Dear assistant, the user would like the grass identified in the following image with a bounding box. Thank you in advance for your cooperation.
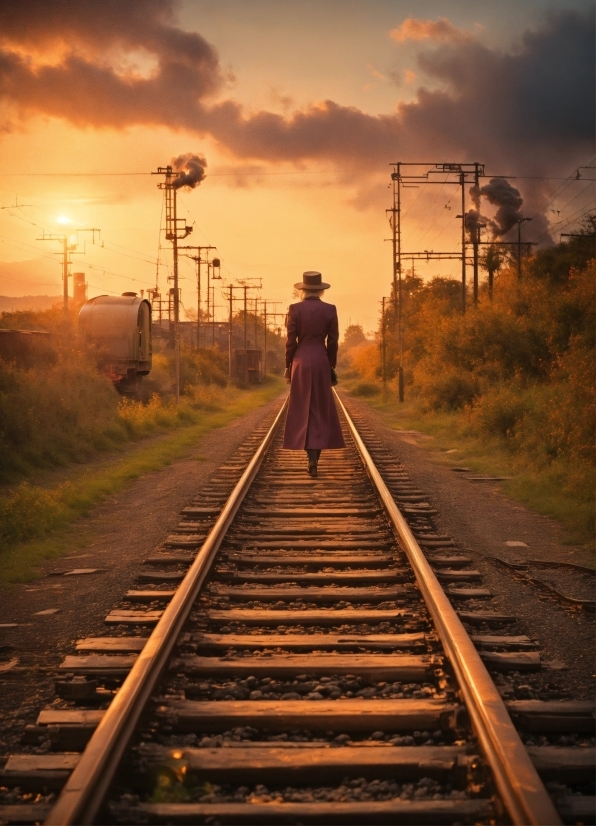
[0,379,284,585]
[344,383,595,558]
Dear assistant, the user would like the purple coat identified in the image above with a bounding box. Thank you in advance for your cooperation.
[282,297,345,450]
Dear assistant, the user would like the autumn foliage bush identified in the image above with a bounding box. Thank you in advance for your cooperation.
[0,307,232,484]
[344,233,595,494]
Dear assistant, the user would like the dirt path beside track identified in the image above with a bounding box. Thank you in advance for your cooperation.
[0,391,286,753]
[342,393,595,700]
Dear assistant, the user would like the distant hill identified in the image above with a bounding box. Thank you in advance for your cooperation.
[0,295,62,313]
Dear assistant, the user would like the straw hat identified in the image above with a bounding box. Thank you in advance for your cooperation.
[294,271,331,290]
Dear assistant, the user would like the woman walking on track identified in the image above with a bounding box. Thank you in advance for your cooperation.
[283,271,345,477]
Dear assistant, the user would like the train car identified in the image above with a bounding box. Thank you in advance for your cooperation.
[234,348,262,384]
[78,292,152,394]
[0,329,54,368]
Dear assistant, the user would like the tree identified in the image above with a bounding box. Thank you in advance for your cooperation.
[342,324,367,349]
[480,244,507,299]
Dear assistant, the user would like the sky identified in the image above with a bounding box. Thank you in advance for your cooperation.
[0,0,593,334]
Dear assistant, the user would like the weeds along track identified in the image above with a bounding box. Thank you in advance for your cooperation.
[1,395,594,825]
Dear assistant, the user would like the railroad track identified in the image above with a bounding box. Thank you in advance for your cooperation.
[1,394,594,825]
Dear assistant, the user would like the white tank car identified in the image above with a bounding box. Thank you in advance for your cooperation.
[78,292,152,394]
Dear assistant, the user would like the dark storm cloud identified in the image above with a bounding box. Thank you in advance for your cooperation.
[0,0,222,127]
[199,11,594,179]
[0,3,593,229]
[411,11,594,163]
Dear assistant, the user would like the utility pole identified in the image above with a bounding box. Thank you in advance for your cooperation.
[243,287,248,348]
[234,280,262,384]
[380,297,387,388]
[261,301,283,377]
[388,165,401,319]
[460,171,467,315]
[228,285,234,381]
[211,258,221,346]
[517,217,532,279]
[179,245,216,349]
[226,284,263,382]
[473,162,481,306]
[388,165,404,401]
[263,301,268,379]
[386,162,485,398]
[242,287,249,384]
[153,166,193,404]
[38,227,100,334]
[206,262,210,338]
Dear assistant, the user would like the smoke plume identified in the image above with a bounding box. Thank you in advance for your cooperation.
[472,178,524,237]
[464,208,487,236]
[171,153,207,189]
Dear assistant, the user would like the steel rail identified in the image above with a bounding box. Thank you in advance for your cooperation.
[45,397,289,826]
[335,392,561,826]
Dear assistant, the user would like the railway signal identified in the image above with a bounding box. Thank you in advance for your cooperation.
[153,165,194,404]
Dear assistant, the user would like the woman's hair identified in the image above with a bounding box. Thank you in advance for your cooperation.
[299,288,325,300]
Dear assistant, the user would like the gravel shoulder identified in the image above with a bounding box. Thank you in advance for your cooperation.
[341,392,595,700]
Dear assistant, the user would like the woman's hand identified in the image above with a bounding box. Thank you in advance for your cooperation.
[284,367,291,383]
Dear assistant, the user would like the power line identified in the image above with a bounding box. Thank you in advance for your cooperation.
[25,205,161,264]
[547,180,595,217]
[0,170,588,180]
[96,239,158,267]
[0,228,156,288]
[1,204,162,283]
[0,273,60,288]
[0,169,337,178]
[0,234,63,263]
[414,179,451,246]
[533,202,596,243]
[84,263,155,287]
[529,152,596,215]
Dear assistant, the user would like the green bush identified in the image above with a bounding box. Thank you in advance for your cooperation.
[0,482,72,547]
[416,367,478,411]
[351,381,380,397]
[0,328,237,484]
[0,350,123,480]
[468,383,534,438]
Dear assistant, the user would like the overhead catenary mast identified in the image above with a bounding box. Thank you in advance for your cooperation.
[179,245,216,349]
[153,165,193,404]
[38,226,100,335]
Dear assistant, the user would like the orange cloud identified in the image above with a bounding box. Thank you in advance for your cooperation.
[390,17,472,43]
[366,64,386,81]
[0,0,592,237]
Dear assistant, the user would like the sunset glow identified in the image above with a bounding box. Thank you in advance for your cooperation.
[0,0,593,331]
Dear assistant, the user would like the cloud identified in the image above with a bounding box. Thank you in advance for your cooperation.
[0,4,593,236]
[200,12,594,176]
[390,17,472,44]
[366,64,386,81]
[0,0,223,127]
